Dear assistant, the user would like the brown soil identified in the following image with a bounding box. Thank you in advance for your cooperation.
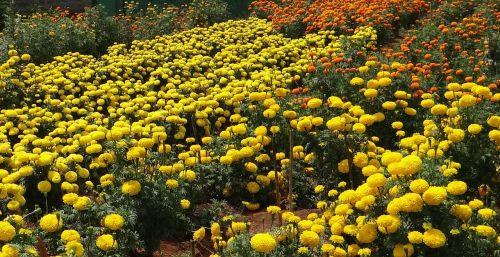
[248,208,320,234]
[154,241,192,257]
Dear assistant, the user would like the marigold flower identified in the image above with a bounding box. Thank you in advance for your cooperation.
[299,230,320,247]
[423,228,446,248]
[39,214,63,233]
[96,234,117,251]
[0,221,16,242]
[250,233,277,253]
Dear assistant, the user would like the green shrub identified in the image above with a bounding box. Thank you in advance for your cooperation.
[0,0,10,31]
[183,0,229,28]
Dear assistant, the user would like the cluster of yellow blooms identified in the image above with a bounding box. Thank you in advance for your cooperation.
[204,168,498,256]
[0,10,498,256]
[0,18,381,256]
[196,71,498,254]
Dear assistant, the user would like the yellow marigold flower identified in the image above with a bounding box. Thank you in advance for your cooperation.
[451,203,472,221]
[364,89,378,99]
[401,155,422,175]
[85,144,102,154]
[328,189,338,197]
[21,54,31,61]
[338,190,358,204]
[137,138,155,148]
[220,131,231,140]
[352,123,366,134]
[321,243,335,254]
[299,230,320,247]
[220,155,233,165]
[467,124,482,134]
[326,116,346,131]
[311,224,325,234]
[356,223,377,243]
[382,101,397,110]
[446,181,467,195]
[458,94,476,107]
[193,227,206,241]
[350,77,364,86]
[73,196,91,211]
[391,121,403,130]
[423,186,447,205]
[263,109,277,118]
[468,199,484,210]
[307,98,322,109]
[104,214,125,231]
[0,221,16,242]
[447,129,465,143]
[6,200,19,211]
[487,116,500,128]
[423,228,446,248]
[409,179,429,193]
[298,246,309,254]
[62,193,79,205]
[122,180,141,196]
[66,241,84,256]
[430,104,448,115]
[489,130,500,144]
[338,159,350,173]
[64,171,78,182]
[245,162,258,173]
[40,213,63,233]
[126,146,146,160]
[381,151,402,166]
[353,152,368,168]
[179,170,197,182]
[266,206,281,215]
[232,124,247,135]
[165,179,179,189]
[61,229,81,243]
[366,173,386,188]
[366,79,379,89]
[180,199,190,209]
[96,234,117,251]
[328,96,343,108]
[376,215,400,234]
[345,244,359,256]
[250,233,277,253]
[475,225,496,237]
[393,244,414,257]
[297,119,313,132]
[211,223,221,236]
[407,231,423,244]
[358,247,371,256]
[378,77,392,87]
[313,201,326,210]
[246,181,260,194]
[477,208,496,220]
[421,99,435,108]
[314,185,325,194]
[231,221,247,234]
[361,165,379,177]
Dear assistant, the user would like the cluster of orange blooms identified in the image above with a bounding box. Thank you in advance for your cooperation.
[250,0,438,34]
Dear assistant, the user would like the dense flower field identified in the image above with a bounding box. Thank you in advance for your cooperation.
[0,0,499,256]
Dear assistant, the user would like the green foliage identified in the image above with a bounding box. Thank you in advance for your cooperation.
[0,0,236,64]
[0,0,10,29]
[183,0,229,28]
